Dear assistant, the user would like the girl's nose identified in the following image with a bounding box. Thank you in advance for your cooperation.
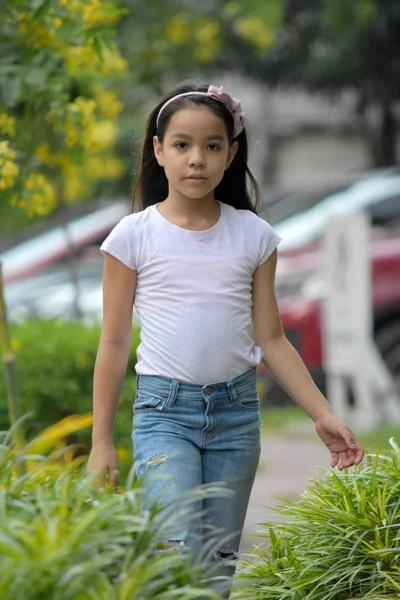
[189,151,205,167]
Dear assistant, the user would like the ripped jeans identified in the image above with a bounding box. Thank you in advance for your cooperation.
[132,366,261,598]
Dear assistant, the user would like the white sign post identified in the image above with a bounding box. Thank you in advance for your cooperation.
[322,211,400,431]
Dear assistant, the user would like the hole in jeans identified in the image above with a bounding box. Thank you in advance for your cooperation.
[157,539,186,553]
[144,453,168,467]
[166,539,186,549]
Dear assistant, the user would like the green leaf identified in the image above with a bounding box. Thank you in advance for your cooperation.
[30,0,52,19]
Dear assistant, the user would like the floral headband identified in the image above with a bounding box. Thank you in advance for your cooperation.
[156,85,245,138]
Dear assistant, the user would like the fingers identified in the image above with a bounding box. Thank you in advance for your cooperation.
[110,468,119,491]
[330,451,339,468]
[92,470,106,490]
[334,448,364,471]
[339,426,358,450]
[354,447,364,464]
[87,465,118,490]
[339,426,365,467]
[338,451,354,470]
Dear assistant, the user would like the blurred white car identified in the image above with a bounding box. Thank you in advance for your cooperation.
[1,200,130,323]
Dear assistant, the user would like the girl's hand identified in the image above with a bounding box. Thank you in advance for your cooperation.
[87,442,119,490]
[314,413,365,470]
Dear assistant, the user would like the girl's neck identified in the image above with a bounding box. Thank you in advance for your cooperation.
[158,193,221,231]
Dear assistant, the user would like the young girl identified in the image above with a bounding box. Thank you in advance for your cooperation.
[88,82,364,596]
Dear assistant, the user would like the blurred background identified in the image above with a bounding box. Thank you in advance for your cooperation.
[0,0,400,503]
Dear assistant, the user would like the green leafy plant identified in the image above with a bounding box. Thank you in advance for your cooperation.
[0,427,229,599]
[237,439,400,600]
[0,319,138,429]
[0,319,140,481]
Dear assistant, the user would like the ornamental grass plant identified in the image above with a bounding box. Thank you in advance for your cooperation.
[237,440,400,600]
[0,427,229,600]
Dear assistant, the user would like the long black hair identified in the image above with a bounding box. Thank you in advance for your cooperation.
[132,82,261,214]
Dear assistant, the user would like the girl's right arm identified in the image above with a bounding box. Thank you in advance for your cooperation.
[88,252,137,487]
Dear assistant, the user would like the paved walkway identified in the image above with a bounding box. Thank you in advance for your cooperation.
[239,435,330,556]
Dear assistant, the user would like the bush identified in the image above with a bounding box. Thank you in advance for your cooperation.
[0,319,140,478]
[0,429,228,600]
[237,440,400,600]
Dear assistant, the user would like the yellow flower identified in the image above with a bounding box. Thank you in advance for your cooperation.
[0,160,19,190]
[116,446,130,461]
[102,157,125,179]
[193,19,220,63]
[65,42,127,76]
[63,165,91,203]
[60,0,119,26]
[195,44,219,63]
[93,88,123,119]
[86,156,125,179]
[65,45,100,72]
[0,142,19,190]
[46,107,60,124]
[24,173,57,216]
[222,2,241,19]
[52,16,64,29]
[11,338,21,352]
[64,97,97,148]
[65,116,80,148]
[35,142,54,164]
[0,113,16,137]
[19,20,61,49]
[85,120,117,151]
[195,19,220,44]
[83,0,119,26]
[60,0,83,10]
[236,16,275,50]
[55,151,73,169]
[17,12,30,22]
[99,47,128,74]
[0,140,15,160]
[74,97,97,123]
[166,14,191,45]
[77,352,90,369]
[10,196,26,209]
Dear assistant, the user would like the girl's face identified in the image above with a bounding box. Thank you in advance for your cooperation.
[153,105,238,203]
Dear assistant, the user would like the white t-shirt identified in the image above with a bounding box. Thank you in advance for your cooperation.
[100,200,282,384]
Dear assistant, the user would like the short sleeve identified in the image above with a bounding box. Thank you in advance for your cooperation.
[258,219,282,266]
[100,216,136,270]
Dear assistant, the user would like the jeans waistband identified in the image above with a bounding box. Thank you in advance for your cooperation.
[136,366,257,399]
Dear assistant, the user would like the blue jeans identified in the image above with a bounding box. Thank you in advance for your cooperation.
[132,366,261,597]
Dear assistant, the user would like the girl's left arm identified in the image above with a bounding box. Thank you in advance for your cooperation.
[252,250,364,469]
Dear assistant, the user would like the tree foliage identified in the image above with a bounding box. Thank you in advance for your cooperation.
[123,0,398,166]
[0,0,127,218]
[217,0,400,165]
[118,0,282,93]
[3,0,397,223]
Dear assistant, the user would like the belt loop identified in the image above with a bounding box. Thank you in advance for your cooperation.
[166,379,179,407]
[227,379,236,404]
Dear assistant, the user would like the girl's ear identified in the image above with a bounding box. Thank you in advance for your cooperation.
[225,140,239,170]
[153,136,164,166]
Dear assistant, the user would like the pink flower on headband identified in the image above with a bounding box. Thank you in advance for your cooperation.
[206,85,245,138]
[156,85,246,138]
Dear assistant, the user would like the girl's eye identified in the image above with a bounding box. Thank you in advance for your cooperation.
[174,142,221,151]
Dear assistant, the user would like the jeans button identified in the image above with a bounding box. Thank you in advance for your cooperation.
[204,386,213,395]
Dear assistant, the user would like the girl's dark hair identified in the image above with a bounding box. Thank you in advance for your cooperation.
[133,82,261,214]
